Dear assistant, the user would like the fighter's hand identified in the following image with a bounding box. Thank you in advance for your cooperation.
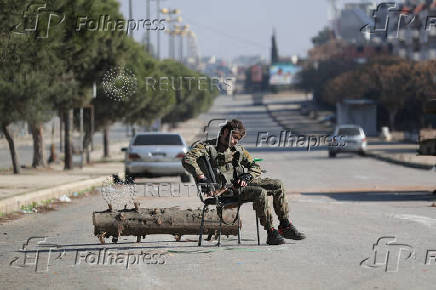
[237,173,253,188]
[237,179,247,187]
[198,175,214,195]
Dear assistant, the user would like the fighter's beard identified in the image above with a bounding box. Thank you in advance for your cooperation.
[218,134,232,150]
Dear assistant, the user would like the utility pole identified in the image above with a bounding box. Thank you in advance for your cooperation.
[146,0,151,54]
[156,0,161,59]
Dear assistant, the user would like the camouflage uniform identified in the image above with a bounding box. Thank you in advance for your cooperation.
[182,138,290,230]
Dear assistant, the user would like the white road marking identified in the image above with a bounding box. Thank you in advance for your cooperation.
[392,214,436,228]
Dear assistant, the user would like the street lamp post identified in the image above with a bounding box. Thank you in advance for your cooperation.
[161,8,180,59]
[128,0,133,37]
[174,24,189,62]
[146,0,151,54]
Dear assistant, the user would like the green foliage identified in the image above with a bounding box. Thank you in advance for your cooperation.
[160,60,218,124]
[323,58,436,129]
[296,59,358,103]
[1,0,214,138]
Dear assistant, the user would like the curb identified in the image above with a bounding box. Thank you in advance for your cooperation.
[0,172,121,215]
[365,151,434,171]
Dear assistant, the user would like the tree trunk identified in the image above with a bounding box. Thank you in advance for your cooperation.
[48,122,57,164]
[84,131,91,164]
[389,108,398,131]
[59,112,63,152]
[1,123,20,174]
[93,207,240,241]
[103,126,110,158]
[64,109,73,170]
[31,122,46,168]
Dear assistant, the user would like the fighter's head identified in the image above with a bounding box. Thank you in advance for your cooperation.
[218,119,246,147]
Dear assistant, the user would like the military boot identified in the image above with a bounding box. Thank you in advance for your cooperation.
[266,229,285,245]
[278,223,306,240]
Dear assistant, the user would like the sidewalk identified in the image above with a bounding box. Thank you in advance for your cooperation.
[0,119,205,215]
[263,92,436,170]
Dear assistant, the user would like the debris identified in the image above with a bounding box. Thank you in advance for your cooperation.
[59,195,71,202]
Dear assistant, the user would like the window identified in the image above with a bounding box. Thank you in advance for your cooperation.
[133,134,183,145]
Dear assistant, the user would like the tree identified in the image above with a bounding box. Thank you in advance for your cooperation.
[0,33,23,173]
[52,0,126,168]
[324,57,418,130]
[120,41,175,129]
[160,60,218,126]
[271,29,279,64]
[311,27,335,47]
[414,60,436,127]
[324,69,373,106]
[296,58,358,105]
[375,62,416,130]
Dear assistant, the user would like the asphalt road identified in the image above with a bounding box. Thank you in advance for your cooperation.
[1,94,436,290]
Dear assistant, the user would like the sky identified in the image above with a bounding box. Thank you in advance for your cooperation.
[118,0,369,62]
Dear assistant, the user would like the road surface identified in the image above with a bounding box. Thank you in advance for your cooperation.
[1,94,436,290]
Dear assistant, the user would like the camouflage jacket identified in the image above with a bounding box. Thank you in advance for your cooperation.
[182,138,262,185]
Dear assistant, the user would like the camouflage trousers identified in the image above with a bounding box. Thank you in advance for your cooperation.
[238,178,289,230]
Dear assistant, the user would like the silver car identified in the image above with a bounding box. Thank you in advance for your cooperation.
[328,125,367,157]
[122,133,191,182]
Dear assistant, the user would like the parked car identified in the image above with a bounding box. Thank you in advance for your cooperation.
[122,133,191,182]
[328,125,367,157]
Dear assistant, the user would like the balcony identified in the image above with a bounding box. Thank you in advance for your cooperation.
[428,49,436,59]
